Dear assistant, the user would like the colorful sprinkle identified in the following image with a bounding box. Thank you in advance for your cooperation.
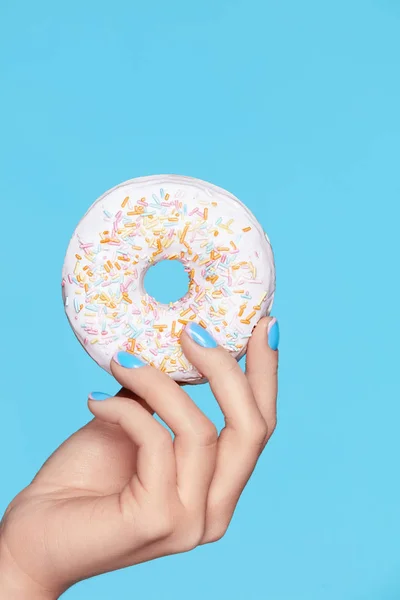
[64,181,272,379]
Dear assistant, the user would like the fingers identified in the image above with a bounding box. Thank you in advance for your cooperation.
[110,353,218,511]
[116,386,154,415]
[180,323,268,543]
[180,323,263,433]
[94,316,279,548]
[87,387,154,446]
[87,394,175,495]
[245,316,279,444]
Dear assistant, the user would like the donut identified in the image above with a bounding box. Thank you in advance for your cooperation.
[62,175,276,384]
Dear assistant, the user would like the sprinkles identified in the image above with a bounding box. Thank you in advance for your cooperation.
[62,176,275,380]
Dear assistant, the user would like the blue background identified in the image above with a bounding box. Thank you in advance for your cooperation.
[1,0,399,598]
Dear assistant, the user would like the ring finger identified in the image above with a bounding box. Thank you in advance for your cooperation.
[180,323,268,544]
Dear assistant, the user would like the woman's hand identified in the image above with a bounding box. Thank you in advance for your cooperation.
[0,317,279,599]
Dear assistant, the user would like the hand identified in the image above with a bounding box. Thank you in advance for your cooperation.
[0,317,279,599]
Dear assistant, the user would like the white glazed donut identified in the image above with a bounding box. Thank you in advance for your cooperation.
[62,175,276,384]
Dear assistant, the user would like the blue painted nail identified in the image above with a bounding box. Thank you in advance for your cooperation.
[185,322,218,348]
[89,391,112,401]
[267,318,279,350]
[113,351,147,369]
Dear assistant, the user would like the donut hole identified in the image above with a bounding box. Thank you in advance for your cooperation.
[144,259,190,305]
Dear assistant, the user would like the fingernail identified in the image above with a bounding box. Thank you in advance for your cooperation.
[113,351,147,369]
[89,391,112,401]
[185,322,218,348]
[267,318,279,350]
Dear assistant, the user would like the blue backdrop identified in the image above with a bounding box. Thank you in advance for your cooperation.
[1,1,399,598]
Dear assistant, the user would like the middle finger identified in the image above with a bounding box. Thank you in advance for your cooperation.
[110,352,218,511]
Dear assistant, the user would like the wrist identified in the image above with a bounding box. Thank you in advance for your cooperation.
[0,573,57,600]
[0,580,56,600]
[0,540,58,600]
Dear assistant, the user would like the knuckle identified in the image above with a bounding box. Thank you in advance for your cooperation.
[193,422,219,447]
[201,505,232,544]
[203,522,229,544]
[252,417,269,443]
[240,416,268,447]
[221,357,240,378]
[178,526,204,552]
[153,426,173,450]
[171,511,206,553]
[152,511,175,539]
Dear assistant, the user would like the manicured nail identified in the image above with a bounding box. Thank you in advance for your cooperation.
[267,318,279,350]
[89,391,112,401]
[113,351,147,369]
[185,322,218,348]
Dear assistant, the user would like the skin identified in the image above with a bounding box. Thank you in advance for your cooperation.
[0,317,278,599]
